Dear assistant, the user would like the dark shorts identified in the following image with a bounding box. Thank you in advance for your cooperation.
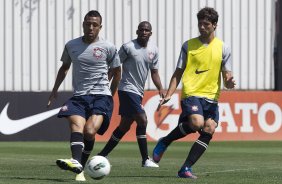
[58,94,113,135]
[178,96,219,124]
[118,90,145,117]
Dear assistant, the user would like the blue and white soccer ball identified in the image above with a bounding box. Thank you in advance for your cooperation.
[85,155,111,180]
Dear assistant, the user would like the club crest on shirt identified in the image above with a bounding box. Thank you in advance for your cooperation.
[93,47,107,60]
[148,51,155,61]
[191,105,198,111]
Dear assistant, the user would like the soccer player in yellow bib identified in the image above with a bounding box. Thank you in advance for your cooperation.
[153,7,236,179]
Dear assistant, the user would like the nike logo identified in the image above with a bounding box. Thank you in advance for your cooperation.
[195,69,209,74]
[0,103,61,135]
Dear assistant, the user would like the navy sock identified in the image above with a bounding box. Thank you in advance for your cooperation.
[136,125,148,162]
[184,131,212,167]
[70,132,84,163]
[81,138,94,168]
[98,127,126,156]
[162,123,195,146]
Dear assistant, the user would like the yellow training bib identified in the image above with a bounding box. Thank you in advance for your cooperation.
[181,37,223,101]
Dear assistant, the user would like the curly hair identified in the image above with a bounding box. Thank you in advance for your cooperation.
[197,7,218,24]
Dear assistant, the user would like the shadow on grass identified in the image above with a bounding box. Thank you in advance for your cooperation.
[1,176,72,183]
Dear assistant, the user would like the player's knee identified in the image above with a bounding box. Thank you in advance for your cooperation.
[134,114,147,126]
[190,120,204,131]
[84,125,98,139]
[70,122,84,132]
[136,119,147,128]
[136,124,146,135]
[202,120,217,135]
[189,115,205,131]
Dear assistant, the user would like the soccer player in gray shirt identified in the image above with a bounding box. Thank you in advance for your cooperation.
[98,21,164,167]
[47,10,121,181]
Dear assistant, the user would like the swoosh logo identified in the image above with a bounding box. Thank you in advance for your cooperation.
[195,69,210,74]
[0,103,61,135]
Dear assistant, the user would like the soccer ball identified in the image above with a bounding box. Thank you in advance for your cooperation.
[85,155,111,180]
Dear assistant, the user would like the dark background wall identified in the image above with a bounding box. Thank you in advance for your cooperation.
[0,92,71,141]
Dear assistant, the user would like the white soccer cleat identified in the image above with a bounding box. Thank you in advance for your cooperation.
[75,171,86,181]
[142,158,159,168]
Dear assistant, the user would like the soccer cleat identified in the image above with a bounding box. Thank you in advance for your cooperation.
[152,138,167,163]
[177,166,197,179]
[56,158,83,174]
[142,158,159,168]
[75,171,86,181]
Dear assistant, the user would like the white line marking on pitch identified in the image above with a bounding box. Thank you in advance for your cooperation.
[200,168,257,174]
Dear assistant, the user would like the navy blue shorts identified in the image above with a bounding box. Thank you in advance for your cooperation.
[58,94,113,135]
[178,96,219,124]
[118,90,145,117]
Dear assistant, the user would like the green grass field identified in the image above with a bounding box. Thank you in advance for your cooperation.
[0,141,282,184]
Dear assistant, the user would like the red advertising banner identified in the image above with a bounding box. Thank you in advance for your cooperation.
[96,91,282,142]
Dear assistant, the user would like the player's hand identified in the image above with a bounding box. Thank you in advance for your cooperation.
[47,91,57,108]
[225,76,236,89]
[159,89,165,99]
[156,96,171,111]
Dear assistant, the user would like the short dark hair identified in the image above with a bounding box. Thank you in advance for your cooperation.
[84,10,102,24]
[197,7,218,24]
[138,21,152,31]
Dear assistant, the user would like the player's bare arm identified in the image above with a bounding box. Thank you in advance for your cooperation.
[47,62,71,107]
[157,68,184,111]
[151,69,164,98]
[108,68,114,82]
[222,70,236,89]
[109,66,121,96]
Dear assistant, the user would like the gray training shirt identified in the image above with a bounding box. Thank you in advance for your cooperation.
[118,39,159,97]
[61,36,121,96]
